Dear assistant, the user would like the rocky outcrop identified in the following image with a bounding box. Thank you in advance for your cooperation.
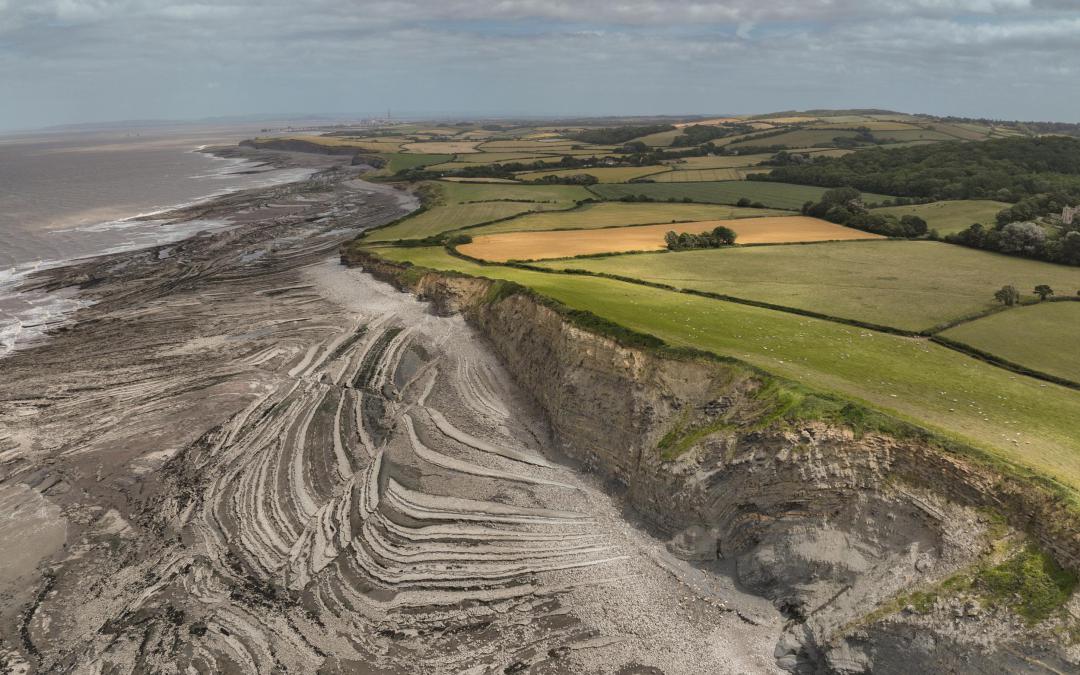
[239,138,386,168]
[345,249,1080,673]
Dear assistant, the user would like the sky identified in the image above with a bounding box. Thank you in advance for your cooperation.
[2,0,1079,131]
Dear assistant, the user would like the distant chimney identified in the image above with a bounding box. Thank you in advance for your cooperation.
[1064,205,1077,226]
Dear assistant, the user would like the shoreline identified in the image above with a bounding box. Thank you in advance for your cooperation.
[0,145,373,358]
[0,146,785,673]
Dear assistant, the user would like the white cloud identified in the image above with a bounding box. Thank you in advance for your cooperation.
[0,0,1077,129]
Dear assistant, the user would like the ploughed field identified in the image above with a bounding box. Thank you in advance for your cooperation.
[370,246,1080,491]
[458,216,881,262]
[537,240,1080,332]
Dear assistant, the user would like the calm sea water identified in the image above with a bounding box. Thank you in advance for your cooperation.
[0,126,315,356]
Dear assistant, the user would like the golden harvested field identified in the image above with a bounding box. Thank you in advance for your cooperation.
[402,141,481,154]
[758,115,820,124]
[458,215,881,262]
[516,166,671,182]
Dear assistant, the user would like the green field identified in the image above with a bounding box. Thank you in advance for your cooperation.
[365,182,590,242]
[465,202,790,236]
[427,156,567,171]
[727,128,863,149]
[588,181,893,210]
[651,168,761,182]
[941,302,1080,384]
[538,241,1080,332]
[631,128,682,146]
[516,166,671,183]
[369,246,1080,491]
[872,128,967,143]
[668,153,775,169]
[382,153,453,174]
[872,200,1009,235]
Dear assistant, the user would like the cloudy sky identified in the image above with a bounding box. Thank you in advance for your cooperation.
[2,0,1079,130]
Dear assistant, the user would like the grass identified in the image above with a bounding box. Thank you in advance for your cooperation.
[651,168,761,182]
[364,182,590,242]
[631,128,683,146]
[872,200,1009,236]
[401,141,480,154]
[452,152,561,163]
[727,128,863,149]
[515,166,672,182]
[941,302,1080,384]
[465,202,790,236]
[976,543,1078,624]
[368,246,1080,492]
[866,533,1077,628]
[667,153,775,169]
[588,181,894,210]
[427,156,567,171]
[537,240,1080,332]
[459,217,881,262]
[382,153,453,174]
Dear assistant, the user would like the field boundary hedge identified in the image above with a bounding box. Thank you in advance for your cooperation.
[347,244,1080,535]
[441,245,1080,391]
[930,335,1080,391]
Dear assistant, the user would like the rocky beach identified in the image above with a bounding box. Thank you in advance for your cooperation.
[0,148,785,673]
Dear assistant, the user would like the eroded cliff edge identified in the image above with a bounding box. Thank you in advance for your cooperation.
[345,248,1080,674]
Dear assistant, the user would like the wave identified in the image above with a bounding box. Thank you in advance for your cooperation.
[0,148,315,359]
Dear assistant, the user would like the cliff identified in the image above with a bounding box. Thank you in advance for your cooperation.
[344,248,1080,673]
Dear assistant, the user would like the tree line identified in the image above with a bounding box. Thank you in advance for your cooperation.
[753,136,1080,202]
[801,188,929,238]
[665,226,737,250]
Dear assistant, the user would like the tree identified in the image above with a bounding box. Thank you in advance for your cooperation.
[899,215,929,237]
[820,187,864,209]
[664,231,678,250]
[1034,285,1054,301]
[1061,231,1080,265]
[994,285,1021,306]
[998,222,1047,256]
[710,226,737,246]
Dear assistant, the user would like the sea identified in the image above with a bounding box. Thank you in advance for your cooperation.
[0,124,316,357]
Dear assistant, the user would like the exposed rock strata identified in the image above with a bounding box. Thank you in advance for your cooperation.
[0,155,783,674]
[347,250,1080,674]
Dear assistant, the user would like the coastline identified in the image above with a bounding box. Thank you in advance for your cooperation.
[0,145,357,358]
[0,146,785,674]
[0,146,417,669]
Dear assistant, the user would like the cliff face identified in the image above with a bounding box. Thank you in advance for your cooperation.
[346,251,1080,673]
